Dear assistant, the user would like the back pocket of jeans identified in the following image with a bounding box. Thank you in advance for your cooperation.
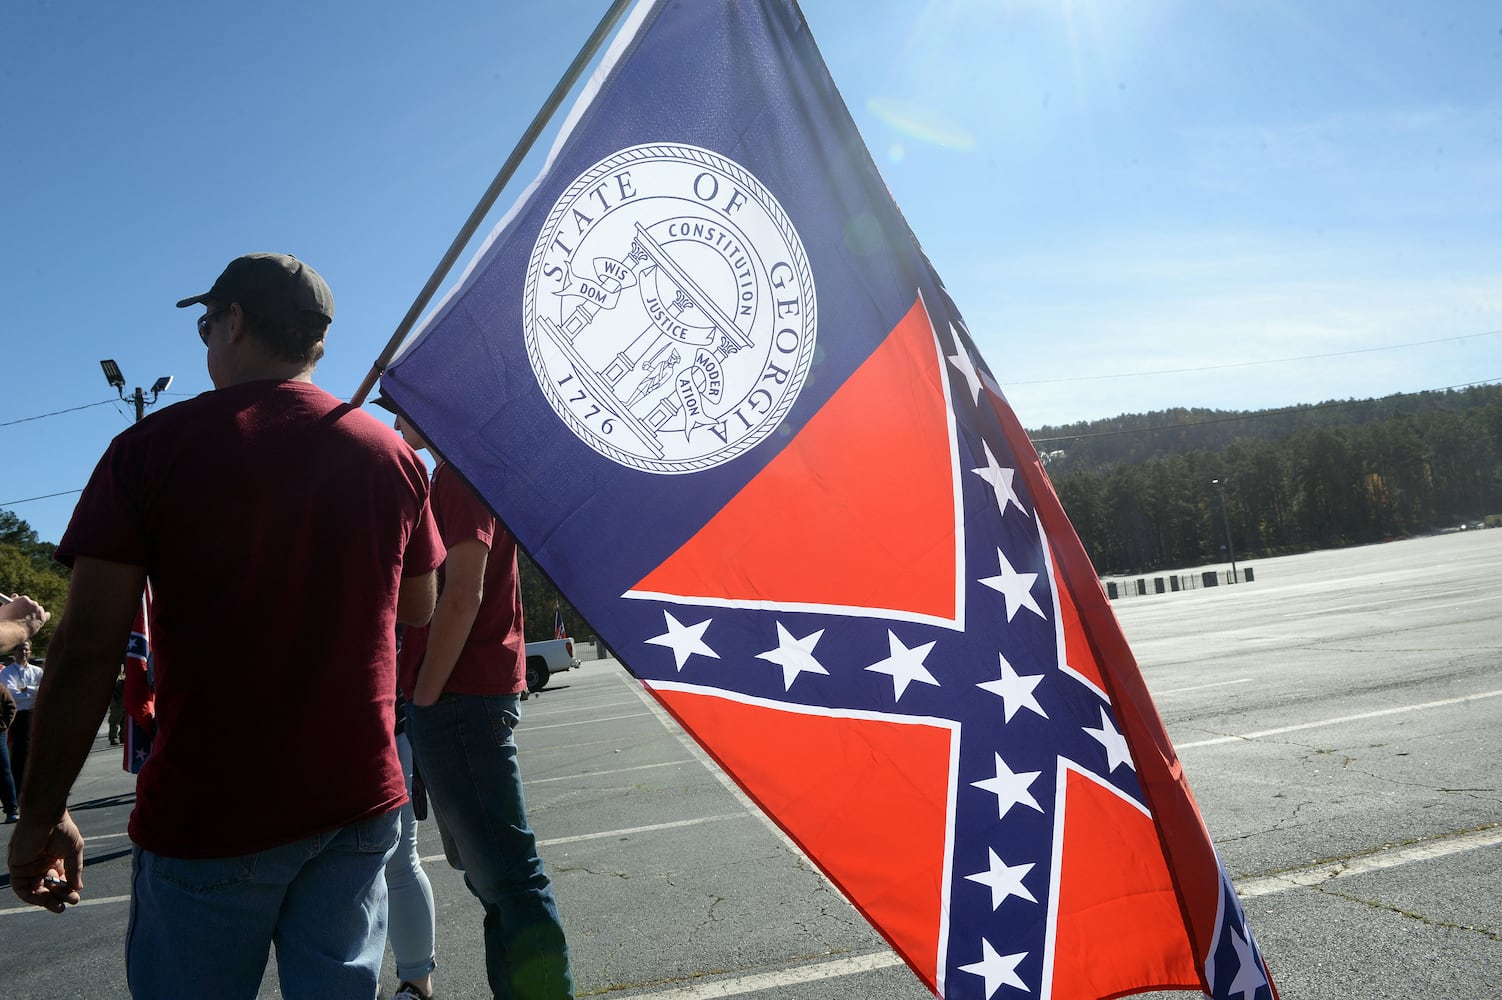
[148,852,256,893]
[355,812,401,854]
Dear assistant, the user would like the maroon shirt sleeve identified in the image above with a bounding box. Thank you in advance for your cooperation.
[403,489,446,579]
[422,464,527,697]
[433,466,496,552]
[55,433,150,568]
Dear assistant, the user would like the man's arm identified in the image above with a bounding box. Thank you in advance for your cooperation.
[7,558,145,912]
[410,538,488,707]
[0,595,49,657]
[397,570,438,627]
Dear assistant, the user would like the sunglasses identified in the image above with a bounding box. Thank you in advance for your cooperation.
[197,307,229,344]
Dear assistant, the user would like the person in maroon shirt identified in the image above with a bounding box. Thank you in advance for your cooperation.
[394,415,573,1000]
[6,253,443,1000]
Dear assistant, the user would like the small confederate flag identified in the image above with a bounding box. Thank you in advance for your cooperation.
[382,2,1276,997]
[122,587,154,775]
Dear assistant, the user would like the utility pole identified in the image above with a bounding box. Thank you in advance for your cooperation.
[1211,478,1237,583]
[100,360,173,424]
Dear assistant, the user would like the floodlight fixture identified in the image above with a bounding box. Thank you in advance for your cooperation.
[100,359,126,391]
[150,375,174,395]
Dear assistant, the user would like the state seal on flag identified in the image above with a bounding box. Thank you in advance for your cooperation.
[524,143,816,474]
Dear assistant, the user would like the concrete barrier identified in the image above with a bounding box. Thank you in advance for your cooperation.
[1102,566,1257,599]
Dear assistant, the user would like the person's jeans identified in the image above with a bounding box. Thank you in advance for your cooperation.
[385,730,437,983]
[8,711,30,799]
[126,810,400,1000]
[0,731,15,815]
[408,692,573,1000]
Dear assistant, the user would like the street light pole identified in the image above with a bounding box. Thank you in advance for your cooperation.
[100,361,173,425]
[1212,478,1237,583]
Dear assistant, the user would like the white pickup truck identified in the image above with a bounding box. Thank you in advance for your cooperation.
[524,637,580,691]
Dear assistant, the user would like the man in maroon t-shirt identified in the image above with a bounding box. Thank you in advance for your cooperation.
[394,415,574,1000]
[6,254,444,999]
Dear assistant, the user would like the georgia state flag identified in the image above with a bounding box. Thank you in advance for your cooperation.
[383,3,1276,997]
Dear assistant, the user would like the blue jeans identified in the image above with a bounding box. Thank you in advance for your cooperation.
[385,730,437,982]
[126,810,400,1000]
[0,729,16,815]
[407,693,573,999]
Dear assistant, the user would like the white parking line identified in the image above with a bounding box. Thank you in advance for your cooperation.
[524,711,655,731]
[0,893,133,916]
[417,812,750,863]
[1390,594,1497,615]
[539,812,748,847]
[1238,826,1502,897]
[624,951,906,998]
[1177,688,1502,748]
[619,826,1502,997]
[1281,587,1489,618]
[1281,599,1402,618]
[524,696,642,718]
[4,817,1496,951]
[528,759,693,785]
[71,831,132,844]
[1157,678,1252,695]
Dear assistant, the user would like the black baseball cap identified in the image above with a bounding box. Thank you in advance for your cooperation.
[175,252,334,324]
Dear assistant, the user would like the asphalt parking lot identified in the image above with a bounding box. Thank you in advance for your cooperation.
[0,529,1497,998]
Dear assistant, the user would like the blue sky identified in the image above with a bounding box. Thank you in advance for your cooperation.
[3,0,1499,545]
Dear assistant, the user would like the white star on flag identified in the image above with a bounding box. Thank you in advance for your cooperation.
[864,629,940,700]
[971,440,1026,517]
[755,622,831,690]
[971,752,1043,820]
[644,611,719,671]
[965,848,1038,910]
[947,332,985,405]
[1084,706,1136,772]
[978,547,1045,622]
[1228,926,1270,1000]
[976,653,1049,722]
[958,939,1028,998]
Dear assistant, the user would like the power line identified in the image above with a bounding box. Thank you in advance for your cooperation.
[1008,330,1502,386]
[1029,377,1502,443]
[0,399,118,428]
[1,387,375,514]
[0,489,84,507]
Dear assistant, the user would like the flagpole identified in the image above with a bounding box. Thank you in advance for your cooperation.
[349,0,638,407]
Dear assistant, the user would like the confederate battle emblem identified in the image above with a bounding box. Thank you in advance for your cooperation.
[524,143,816,474]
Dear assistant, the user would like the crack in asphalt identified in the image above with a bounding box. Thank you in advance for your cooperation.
[1318,886,1501,943]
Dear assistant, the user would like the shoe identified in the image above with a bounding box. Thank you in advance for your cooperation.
[4,812,17,824]
[392,983,434,1000]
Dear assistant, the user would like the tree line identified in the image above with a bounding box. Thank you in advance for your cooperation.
[1035,387,1502,575]
[0,512,68,654]
[9,384,1498,648]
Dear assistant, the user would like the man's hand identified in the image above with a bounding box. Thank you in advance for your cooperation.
[0,595,49,656]
[411,674,445,708]
[1,594,49,632]
[411,537,489,708]
[7,809,84,913]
